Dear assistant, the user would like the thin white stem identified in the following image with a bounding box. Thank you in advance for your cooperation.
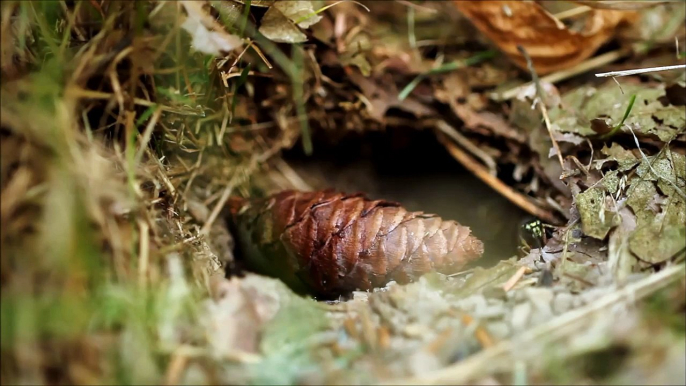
[595,64,686,78]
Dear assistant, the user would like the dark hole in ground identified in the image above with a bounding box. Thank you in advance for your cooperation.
[283,126,529,267]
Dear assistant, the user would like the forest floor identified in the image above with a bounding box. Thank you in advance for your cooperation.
[1,1,685,385]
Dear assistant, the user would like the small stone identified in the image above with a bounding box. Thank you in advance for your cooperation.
[524,287,554,317]
[476,305,507,319]
[408,350,442,375]
[524,287,554,304]
[482,287,508,301]
[455,294,487,312]
[553,292,575,314]
[507,289,527,303]
[486,321,510,339]
[510,303,532,331]
[579,287,608,305]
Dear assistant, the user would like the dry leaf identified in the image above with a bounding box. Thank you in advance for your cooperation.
[226,190,484,298]
[453,1,637,74]
[180,0,243,55]
[258,0,323,44]
[233,0,275,7]
[203,275,286,357]
[275,0,323,29]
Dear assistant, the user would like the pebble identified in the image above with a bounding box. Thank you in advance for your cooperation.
[482,287,508,301]
[408,350,442,375]
[486,321,510,339]
[455,294,487,312]
[510,302,532,331]
[475,305,508,319]
[507,289,527,303]
[524,287,554,317]
[578,287,608,306]
[553,292,575,314]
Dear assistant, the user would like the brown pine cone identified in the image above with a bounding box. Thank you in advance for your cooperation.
[225,189,484,299]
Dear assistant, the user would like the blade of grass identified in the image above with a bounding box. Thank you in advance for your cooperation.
[231,64,251,123]
[398,50,496,101]
[407,6,416,49]
[27,1,61,63]
[291,45,312,155]
[239,0,251,36]
[134,107,163,166]
[601,94,637,139]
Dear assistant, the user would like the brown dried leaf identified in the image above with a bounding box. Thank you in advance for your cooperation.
[226,190,484,298]
[453,0,637,74]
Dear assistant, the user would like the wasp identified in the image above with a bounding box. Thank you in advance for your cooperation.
[518,217,556,287]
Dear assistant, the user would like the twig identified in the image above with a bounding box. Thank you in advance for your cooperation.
[562,272,596,288]
[502,266,530,292]
[461,314,495,348]
[540,103,564,169]
[492,49,629,101]
[517,45,564,170]
[393,263,685,385]
[200,178,237,237]
[200,145,281,236]
[448,268,474,278]
[595,64,686,78]
[138,220,150,288]
[273,158,313,192]
[553,6,591,20]
[396,0,438,13]
[436,131,560,225]
[164,352,188,385]
[435,120,497,175]
[571,0,674,10]
[134,107,163,166]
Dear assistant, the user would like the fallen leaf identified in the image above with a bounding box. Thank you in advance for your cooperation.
[274,0,323,29]
[548,81,686,142]
[347,71,435,122]
[258,1,323,43]
[596,143,640,172]
[453,1,637,74]
[575,187,619,240]
[259,6,307,43]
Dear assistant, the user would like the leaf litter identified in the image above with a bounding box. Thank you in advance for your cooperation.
[1,0,685,385]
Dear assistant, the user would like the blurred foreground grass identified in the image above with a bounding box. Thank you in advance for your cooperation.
[0,2,232,383]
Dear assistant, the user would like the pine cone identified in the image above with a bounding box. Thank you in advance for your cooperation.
[225,190,484,299]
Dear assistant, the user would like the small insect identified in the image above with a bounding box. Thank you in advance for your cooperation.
[519,218,558,285]
[518,218,552,255]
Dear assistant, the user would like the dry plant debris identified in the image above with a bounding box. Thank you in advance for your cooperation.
[1,0,685,385]
[453,0,638,74]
